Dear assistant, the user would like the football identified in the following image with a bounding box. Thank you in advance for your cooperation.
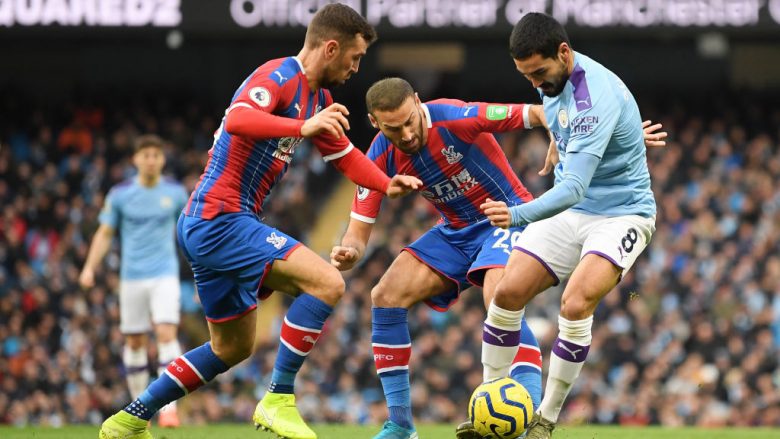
[468,377,533,439]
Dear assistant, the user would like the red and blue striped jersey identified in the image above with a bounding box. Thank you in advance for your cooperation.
[351,99,534,229]
[186,56,351,219]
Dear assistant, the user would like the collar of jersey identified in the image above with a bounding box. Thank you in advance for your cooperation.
[421,103,432,128]
[292,56,305,74]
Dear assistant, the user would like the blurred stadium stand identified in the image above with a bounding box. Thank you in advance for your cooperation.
[1,0,779,428]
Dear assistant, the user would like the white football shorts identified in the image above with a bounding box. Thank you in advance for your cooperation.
[513,210,656,284]
[119,275,181,334]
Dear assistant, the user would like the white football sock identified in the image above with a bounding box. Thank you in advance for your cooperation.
[123,345,149,399]
[481,301,525,381]
[157,339,182,411]
[539,314,593,422]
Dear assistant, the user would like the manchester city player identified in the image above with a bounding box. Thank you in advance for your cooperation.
[480,13,658,439]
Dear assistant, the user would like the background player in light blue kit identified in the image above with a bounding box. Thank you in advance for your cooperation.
[80,134,189,427]
[480,13,658,439]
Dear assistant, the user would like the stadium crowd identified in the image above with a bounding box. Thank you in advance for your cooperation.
[1,93,779,428]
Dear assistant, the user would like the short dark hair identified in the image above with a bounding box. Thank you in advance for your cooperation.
[134,134,164,153]
[365,77,415,115]
[305,4,377,49]
[509,13,570,60]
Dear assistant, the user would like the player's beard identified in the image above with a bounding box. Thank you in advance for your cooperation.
[539,66,569,97]
[320,65,347,89]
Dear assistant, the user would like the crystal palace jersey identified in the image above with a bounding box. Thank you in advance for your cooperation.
[185,56,353,219]
[351,99,534,229]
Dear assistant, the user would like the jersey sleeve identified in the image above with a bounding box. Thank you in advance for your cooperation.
[564,80,621,159]
[98,187,121,229]
[228,63,290,115]
[431,99,531,143]
[350,134,391,224]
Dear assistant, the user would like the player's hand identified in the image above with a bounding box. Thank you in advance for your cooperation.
[538,136,559,176]
[79,268,95,289]
[480,198,511,229]
[301,103,351,139]
[643,120,667,148]
[385,174,422,198]
[330,246,360,271]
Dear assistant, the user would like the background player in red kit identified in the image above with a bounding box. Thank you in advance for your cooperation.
[99,6,420,439]
[331,77,548,439]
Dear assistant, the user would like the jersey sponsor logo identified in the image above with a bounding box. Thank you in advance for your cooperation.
[357,185,370,200]
[272,137,304,163]
[571,115,598,135]
[558,109,569,128]
[249,87,271,107]
[441,145,463,164]
[266,232,287,249]
[421,169,478,204]
[486,105,508,120]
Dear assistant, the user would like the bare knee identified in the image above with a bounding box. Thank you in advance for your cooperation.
[211,337,253,367]
[492,280,528,311]
[125,334,147,350]
[312,267,345,306]
[371,279,412,309]
[154,324,178,344]
[560,289,598,320]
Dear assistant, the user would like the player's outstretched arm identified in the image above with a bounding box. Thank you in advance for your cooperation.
[642,120,667,148]
[79,224,115,289]
[331,218,373,271]
[386,174,422,198]
[301,103,351,139]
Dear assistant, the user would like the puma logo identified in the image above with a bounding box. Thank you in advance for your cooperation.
[484,326,508,344]
[302,335,317,344]
[557,341,583,360]
[273,71,287,83]
[294,103,303,117]
[463,106,475,116]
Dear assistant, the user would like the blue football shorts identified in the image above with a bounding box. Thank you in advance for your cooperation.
[404,219,525,311]
[177,212,301,322]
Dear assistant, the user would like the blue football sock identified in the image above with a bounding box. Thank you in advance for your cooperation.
[509,317,543,411]
[373,307,414,429]
[269,293,332,394]
[125,342,228,420]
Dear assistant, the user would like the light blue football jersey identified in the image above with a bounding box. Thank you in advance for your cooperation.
[543,51,656,217]
[99,177,189,280]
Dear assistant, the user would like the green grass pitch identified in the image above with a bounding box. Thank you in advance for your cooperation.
[2,425,779,439]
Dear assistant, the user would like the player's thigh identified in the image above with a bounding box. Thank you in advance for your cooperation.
[149,276,181,328]
[512,211,583,284]
[562,214,655,318]
[400,225,473,311]
[372,251,455,309]
[262,244,345,306]
[561,254,622,320]
[493,248,558,310]
[119,279,152,334]
[578,214,656,280]
[468,224,525,307]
